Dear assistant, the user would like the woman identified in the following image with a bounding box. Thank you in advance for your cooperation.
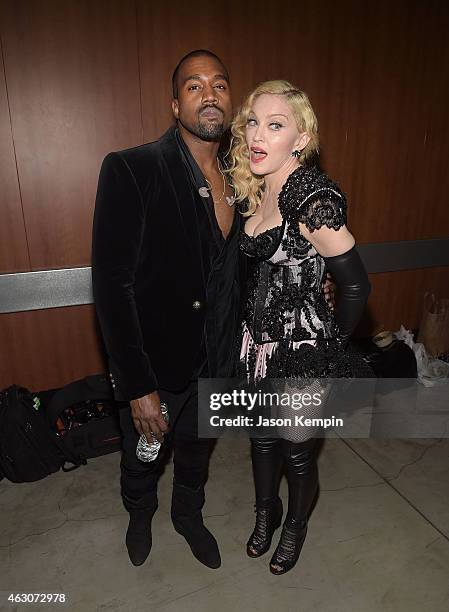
[228,81,372,575]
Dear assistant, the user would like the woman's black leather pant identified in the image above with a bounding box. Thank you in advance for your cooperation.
[250,436,318,521]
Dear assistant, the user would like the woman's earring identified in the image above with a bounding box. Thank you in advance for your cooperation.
[292,150,301,158]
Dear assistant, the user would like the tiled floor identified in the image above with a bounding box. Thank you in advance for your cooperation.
[1,436,448,612]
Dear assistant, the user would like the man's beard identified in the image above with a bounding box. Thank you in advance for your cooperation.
[179,111,226,142]
[194,118,226,141]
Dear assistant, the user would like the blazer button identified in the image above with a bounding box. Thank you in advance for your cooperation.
[192,300,202,310]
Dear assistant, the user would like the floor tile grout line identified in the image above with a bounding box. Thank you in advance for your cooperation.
[337,437,449,544]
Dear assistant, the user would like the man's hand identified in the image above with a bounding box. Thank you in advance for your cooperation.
[130,391,169,443]
[323,272,336,310]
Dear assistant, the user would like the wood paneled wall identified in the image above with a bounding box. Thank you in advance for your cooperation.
[0,49,29,272]
[1,0,142,270]
[1,0,448,390]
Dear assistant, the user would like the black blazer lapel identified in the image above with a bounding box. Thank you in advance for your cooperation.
[158,127,202,264]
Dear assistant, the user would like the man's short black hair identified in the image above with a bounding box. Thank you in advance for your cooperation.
[171,49,229,98]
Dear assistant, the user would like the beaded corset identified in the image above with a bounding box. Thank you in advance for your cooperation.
[240,165,347,346]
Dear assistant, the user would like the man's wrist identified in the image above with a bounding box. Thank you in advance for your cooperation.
[114,383,159,403]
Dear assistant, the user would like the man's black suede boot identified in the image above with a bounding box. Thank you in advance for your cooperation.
[171,481,221,569]
[125,499,158,566]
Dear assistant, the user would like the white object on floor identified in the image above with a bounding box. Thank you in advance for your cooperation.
[394,325,449,387]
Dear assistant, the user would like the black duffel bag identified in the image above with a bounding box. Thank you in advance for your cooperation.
[44,374,124,463]
[0,374,124,483]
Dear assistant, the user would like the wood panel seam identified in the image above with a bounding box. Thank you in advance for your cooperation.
[0,29,31,271]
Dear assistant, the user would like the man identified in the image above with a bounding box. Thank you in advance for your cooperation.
[92,50,239,569]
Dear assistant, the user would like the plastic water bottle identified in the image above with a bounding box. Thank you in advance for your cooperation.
[135,402,169,462]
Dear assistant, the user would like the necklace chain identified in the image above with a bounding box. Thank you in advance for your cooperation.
[204,159,227,201]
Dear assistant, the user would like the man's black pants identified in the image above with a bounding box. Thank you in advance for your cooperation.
[118,381,212,513]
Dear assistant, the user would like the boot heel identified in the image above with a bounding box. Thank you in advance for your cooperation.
[273,512,282,530]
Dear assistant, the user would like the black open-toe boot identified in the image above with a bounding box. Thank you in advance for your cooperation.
[247,437,284,558]
[247,496,283,557]
[269,437,318,575]
[269,517,308,575]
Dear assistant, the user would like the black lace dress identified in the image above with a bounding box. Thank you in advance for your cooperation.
[237,164,373,389]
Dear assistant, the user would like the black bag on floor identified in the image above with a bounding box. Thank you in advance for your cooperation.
[0,374,125,483]
[0,385,85,483]
[44,374,124,463]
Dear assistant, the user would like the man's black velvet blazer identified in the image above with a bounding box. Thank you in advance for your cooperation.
[91,127,241,401]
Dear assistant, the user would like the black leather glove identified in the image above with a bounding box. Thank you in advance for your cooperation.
[323,245,371,347]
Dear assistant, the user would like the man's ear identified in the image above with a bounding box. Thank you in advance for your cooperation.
[172,99,179,119]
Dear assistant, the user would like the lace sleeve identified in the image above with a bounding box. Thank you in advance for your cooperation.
[298,190,347,232]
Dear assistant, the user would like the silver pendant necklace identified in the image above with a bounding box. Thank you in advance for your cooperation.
[199,159,235,206]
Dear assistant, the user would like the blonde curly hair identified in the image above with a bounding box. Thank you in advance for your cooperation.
[227,80,319,216]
